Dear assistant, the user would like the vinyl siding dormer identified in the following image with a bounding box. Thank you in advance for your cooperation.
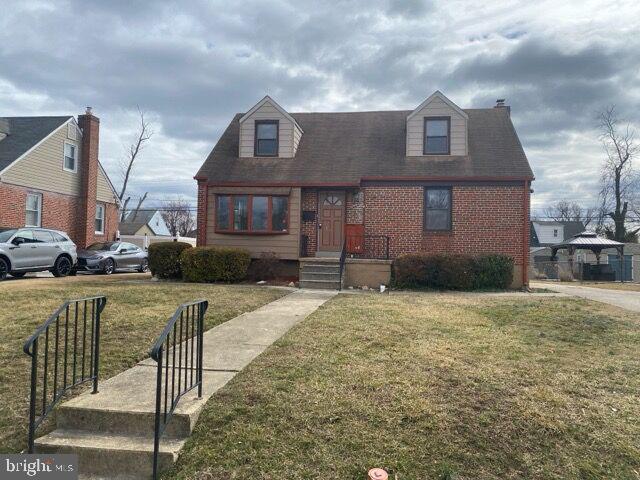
[406,91,468,156]
[239,96,303,158]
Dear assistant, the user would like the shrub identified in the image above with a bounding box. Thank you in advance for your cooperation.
[393,253,514,290]
[248,252,280,281]
[180,246,251,283]
[148,241,192,279]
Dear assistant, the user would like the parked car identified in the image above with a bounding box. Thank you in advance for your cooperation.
[75,241,148,275]
[0,227,77,280]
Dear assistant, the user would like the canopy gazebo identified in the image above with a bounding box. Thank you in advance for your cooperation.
[551,231,625,282]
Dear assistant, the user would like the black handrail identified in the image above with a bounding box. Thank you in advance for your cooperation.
[23,296,106,453]
[338,238,347,291]
[150,300,208,480]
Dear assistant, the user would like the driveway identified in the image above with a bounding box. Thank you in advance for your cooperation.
[531,281,640,313]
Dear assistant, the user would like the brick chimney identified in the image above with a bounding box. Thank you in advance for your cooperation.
[77,107,100,248]
[494,98,511,116]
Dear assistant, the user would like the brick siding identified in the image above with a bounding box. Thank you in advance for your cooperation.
[301,188,317,255]
[196,180,207,246]
[363,184,529,268]
[0,182,117,247]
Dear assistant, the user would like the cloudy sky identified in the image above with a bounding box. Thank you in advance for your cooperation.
[1,0,639,215]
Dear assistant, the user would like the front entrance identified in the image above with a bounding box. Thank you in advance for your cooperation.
[318,191,345,252]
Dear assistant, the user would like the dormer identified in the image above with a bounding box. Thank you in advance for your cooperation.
[406,91,468,156]
[239,96,303,158]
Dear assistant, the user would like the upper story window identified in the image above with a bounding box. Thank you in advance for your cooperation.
[255,120,279,157]
[424,187,451,231]
[553,229,558,237]
[423,117,450,155]
[216,194,288,233]
[63,142,78,172]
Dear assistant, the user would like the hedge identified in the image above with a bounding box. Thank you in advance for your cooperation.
[148,242,192,279]
[393,253,514,290]
[180,246,251,283]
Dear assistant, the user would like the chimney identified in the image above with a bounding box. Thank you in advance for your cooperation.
[77,108,100,248]
[0,118,10,141]
[494,98,510,116]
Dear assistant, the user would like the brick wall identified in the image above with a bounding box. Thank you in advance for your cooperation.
[346,189,364,224]
[0,182,117,246]
[363,184,529,284]
[196,180,207,246]
[301,188,317,255]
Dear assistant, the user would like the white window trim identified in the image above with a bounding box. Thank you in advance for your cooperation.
[25,192,42,227]
[63,141,78,173]
[95,203,105,234]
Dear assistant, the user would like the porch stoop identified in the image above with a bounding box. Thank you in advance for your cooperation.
[299,257,342,290]
[34,290,336,479]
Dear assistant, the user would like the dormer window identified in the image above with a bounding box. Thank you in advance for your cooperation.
[255,120,279,157]
[424,117,450,155]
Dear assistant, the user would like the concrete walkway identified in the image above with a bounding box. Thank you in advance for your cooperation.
[531,281,640,312]
[36,289,336,479]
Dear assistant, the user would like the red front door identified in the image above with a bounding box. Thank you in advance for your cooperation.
[318,191,345,252]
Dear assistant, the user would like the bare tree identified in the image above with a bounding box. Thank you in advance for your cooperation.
[598,106,639,242]
[542,200,596,228]
[161,199,195,236]
[119,107,153,221]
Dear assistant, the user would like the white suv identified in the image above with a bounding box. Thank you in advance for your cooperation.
[0,227,77,280]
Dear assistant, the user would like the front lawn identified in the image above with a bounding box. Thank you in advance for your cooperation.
[170,293,640,479]
[0,276,286,453]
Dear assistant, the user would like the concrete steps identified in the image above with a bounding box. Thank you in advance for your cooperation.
[299,260,342,290]
[35,430,182,479]
[31,291,337,480]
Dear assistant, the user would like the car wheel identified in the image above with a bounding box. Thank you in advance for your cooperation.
[52,256,72,277]
[0,258,8,281]
[102,258,115,275]
[138,259,149,273]
[10,272,26,278]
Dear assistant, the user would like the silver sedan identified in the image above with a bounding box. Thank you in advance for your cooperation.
[74,241,149,275]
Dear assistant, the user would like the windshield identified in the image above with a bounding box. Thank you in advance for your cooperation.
[87,242,119,251]
[0,229,18,243]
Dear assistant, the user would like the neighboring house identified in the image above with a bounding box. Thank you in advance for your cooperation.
[195,91,534,288]
[119,209,171,237]
[530,220,585,247]
[0,109,120,248]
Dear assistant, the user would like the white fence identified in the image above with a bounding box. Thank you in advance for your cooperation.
[117,234,197,250]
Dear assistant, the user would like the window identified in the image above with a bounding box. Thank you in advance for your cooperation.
[95,203,105,234]
[553,229,558,237]
[254,120,278,156]
[15,230,35,243]
[424,188,451,231]
[52,232,69,242]
[33,230,54,243]
[25,193,42,227]
[64,142,78,172]
[423,117,450,155]
[216,195,288,233]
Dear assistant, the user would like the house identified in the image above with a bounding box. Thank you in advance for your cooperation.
[195,91,534,288]
[530,220,585,247]
[119,209,171,237]
[0,109,119,248]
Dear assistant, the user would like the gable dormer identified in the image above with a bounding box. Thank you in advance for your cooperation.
[238,96,303,158]
[406,91,468,157]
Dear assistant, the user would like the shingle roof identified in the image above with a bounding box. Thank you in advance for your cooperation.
[119,210,158,235]
[0,116,71,173]
[196,108,533,184]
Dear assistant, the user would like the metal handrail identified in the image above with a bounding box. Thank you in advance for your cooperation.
[338,238,347,291]
[23,296,106,453]
[151,299,208,480]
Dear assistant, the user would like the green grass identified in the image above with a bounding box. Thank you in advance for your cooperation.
[168,293,640,480]
[0,275,285,453]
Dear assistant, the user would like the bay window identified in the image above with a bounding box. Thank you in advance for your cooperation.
[216,195,288,233]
